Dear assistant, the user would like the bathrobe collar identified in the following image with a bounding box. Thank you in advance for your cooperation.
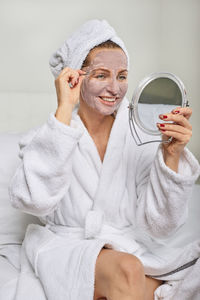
[72,97,130,235]
[72,97,129,168]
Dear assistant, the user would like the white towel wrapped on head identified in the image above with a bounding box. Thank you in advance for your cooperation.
[49,19,130,78]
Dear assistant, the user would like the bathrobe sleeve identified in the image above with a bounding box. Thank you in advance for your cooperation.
[135,143,200,239]
[8,112,83,217]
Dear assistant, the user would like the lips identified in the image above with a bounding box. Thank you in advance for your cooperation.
[100,96,116,102]
[99,96,117,106]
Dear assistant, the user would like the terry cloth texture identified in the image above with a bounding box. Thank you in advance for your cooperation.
[8,97,200,299]
[49,19,129,79]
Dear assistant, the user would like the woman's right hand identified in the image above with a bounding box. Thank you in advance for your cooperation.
[55,67,86,110]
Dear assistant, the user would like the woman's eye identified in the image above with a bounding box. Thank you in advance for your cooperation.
[96,74,106,79]
[118,75,127,80]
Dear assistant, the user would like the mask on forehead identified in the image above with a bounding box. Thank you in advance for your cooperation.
[80,49,128,116]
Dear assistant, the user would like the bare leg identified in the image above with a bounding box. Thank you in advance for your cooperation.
[94,248,146,300]
[94,248,163,300]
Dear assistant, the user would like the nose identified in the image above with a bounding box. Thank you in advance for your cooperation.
[106,78,119,96]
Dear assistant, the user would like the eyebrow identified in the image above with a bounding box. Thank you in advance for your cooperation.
[92,68,128,73]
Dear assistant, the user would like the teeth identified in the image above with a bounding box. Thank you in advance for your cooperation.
[101,97,116,102]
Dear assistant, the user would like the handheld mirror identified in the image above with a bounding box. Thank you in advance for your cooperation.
[128,72,189,146]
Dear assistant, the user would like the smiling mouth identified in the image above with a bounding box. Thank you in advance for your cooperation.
[99,96,117,105]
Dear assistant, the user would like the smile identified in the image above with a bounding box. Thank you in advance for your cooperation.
[99,97,117,105]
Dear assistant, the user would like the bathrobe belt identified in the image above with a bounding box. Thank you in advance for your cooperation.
[45,209,157,257]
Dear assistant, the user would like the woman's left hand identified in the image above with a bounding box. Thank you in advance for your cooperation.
[156,106,193,157]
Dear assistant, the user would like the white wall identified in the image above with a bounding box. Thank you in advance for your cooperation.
[0,0,161,94]
[0,0,161,130]
[0,0,199,181]
[160,0,200,165]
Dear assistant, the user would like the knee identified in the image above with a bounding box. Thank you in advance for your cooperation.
[117,254,145,288]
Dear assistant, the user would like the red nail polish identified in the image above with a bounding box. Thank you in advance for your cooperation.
[175,110,180,114]
[161,129,166,132]
[160,124,165,127]
[163,115,167,119]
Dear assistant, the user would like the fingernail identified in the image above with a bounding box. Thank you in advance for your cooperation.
[159,114,167,119]
[161,129,166,131]
[160,124,165,127]
[174,110,180,114]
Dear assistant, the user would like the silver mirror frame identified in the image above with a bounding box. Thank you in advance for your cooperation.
[128,72,189,146]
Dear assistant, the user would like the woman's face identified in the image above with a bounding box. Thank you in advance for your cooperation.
[80,48,128,115]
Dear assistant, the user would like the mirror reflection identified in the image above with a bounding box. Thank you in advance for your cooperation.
[137,77,182,132]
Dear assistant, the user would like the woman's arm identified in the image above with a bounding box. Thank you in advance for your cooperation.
[135,107,200,240]
[8,113,83,217]
[157,106,193,173]
[9,67,85,217]
[135,143,200,240]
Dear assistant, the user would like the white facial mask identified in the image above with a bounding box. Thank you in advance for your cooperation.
[80,49,128,115]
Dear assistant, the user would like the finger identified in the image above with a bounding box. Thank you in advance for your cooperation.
[171,107,192,120]
[59,71,79,83]
[159,130,192,144]
[161,132,170,142]
[171,106,182,113]
[59,67,77,76]
[58,68,80,85]
[157,123,191,135]
[71,70,87,85]
[70,74,85,90]
[70,72,81,86]
[159,113,192,130]
[78,69,87,74]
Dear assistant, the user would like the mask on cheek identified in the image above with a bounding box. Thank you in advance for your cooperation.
[80,77,127,115]
[80,50,128,115]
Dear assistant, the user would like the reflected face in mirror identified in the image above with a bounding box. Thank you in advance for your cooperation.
[137,77,183,132]
[80,48,128,115]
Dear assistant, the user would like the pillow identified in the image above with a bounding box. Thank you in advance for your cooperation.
[0,132,41,245]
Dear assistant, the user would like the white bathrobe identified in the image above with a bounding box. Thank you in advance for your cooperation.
[8,97,200,300]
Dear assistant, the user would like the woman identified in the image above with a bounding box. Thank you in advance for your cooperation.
[55,41,163,300]
[9,20,200,300]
